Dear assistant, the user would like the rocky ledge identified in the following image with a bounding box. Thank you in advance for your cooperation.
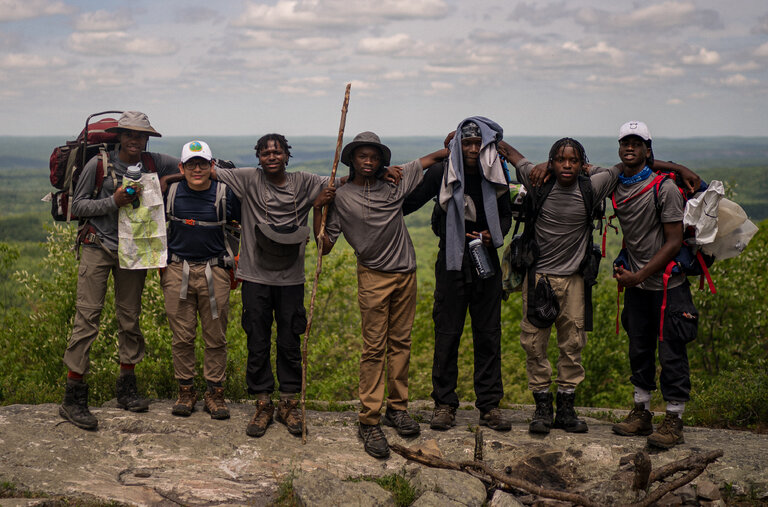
[0,400,766,506]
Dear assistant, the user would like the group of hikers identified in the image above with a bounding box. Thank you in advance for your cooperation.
[57,110,702,459]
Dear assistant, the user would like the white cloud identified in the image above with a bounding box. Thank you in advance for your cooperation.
[516,40,624,68]
[681,48,720,65]
[74,10,134,32]
[67,32,179,56]
[510,2,574,26]
[576,1,723,32]
[424,64,483,75]
[754,41,768,58]
[277,84,327,96]
[0,0,72,21]
[233,0,448,30]
[719,74,759,87]
[0,53,66,69]
[666,98,683,105]
[429,81,453,90]
[358,34,413,55]
[645,65,685,77]
[238,30,340,51]
[349,79,377,90]
[720,61,761,72]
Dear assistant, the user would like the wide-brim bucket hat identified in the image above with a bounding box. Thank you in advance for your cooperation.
[340,131,391,168]
[106,111,162,137]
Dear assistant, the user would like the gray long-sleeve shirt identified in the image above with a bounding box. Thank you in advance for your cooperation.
[72,148,179,251]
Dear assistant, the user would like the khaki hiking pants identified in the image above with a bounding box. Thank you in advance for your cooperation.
[520,272,587,392]
[64,245,147,375]
[161,261,230,384]
[356,265,416,425]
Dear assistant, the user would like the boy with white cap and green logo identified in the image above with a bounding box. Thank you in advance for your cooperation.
[162,140,241,420]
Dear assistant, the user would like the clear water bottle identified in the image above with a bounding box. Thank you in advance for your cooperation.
[469,238,495,279]
[124,162,142,208]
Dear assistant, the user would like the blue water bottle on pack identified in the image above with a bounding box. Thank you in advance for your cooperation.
[124,162,142,209]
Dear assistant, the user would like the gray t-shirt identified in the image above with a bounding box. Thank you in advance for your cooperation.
[613,173,686,291]
[515,159,620,275]
[71,149,180,251]
[325,160,423,273]
[216,168,329,286]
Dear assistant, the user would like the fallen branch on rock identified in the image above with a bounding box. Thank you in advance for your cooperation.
[390,443,599,507]
[630,449,724,507]
[391,443,724,507]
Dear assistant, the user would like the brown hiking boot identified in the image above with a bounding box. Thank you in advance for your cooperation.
[612,403,653,436]
[647,412,684,449]
[275,399,303,435]
[203,387,230,420]
[430,404,456,430]
[479,407,512,432]
[246,400,274,438]
[171,384,197,417]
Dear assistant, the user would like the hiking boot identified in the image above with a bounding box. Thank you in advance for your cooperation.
[529,391,554,434]
[203,387,230,420]
[115,374,150,412]
[275,399,303,435]
[246,400,274,438]
[479,407,512,432]
[553,391,588,433]
[647,412,685,449]
[612,403,654,436]
[59,381,98,430]
[381,408,420,436]
[171,384,197,417]
[358,423,389,459]
[430,404,456,430]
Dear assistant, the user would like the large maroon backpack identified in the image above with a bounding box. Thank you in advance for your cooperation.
[48,110,155,222]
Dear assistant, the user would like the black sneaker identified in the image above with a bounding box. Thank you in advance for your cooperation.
[479,407,511,432]
[358,423,390,458]
[382,408,420,436]
[116,374,150,412]
[59,380,98,430]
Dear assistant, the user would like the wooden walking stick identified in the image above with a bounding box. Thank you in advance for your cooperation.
[301,83,351,444]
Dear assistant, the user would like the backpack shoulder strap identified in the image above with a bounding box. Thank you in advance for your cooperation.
[94,144,115,197]
[214,181,227,223]
[140,152,156,173]
[166,181,179,217]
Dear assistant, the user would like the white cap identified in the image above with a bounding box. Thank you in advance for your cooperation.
[181,140,213,163]
[618,121,652,142]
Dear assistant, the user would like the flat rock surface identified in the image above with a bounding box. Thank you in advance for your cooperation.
[0,400,766,505]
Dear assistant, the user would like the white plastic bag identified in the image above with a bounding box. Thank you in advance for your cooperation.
[701,198,758,260]
[683,180,724,246]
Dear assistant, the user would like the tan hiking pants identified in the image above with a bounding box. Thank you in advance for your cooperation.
[520,272,587,392]
[161,261,230,384]
[63,245,147,374]
[356,265,416,425]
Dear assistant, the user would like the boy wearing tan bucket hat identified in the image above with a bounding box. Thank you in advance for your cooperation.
[59,111,180,431]
[319,132,448,459]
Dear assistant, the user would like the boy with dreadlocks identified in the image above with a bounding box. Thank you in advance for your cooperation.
[209,134,336,438]
[496,138,620,435]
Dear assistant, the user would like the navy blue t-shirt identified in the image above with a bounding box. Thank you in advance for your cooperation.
[166,180,241,262]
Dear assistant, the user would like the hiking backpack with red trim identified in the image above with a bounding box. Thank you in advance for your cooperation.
[47,111,156,222]
[609,170,714,340]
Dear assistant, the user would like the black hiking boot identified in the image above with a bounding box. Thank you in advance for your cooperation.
[553,391,588,433]
[529,391,554,434]
[59,380,98,430]
[116,374,150,412]
[358,423,389,459]
[382,408,420,436]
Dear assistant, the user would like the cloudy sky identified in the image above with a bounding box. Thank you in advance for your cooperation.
[1,0,767,138]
